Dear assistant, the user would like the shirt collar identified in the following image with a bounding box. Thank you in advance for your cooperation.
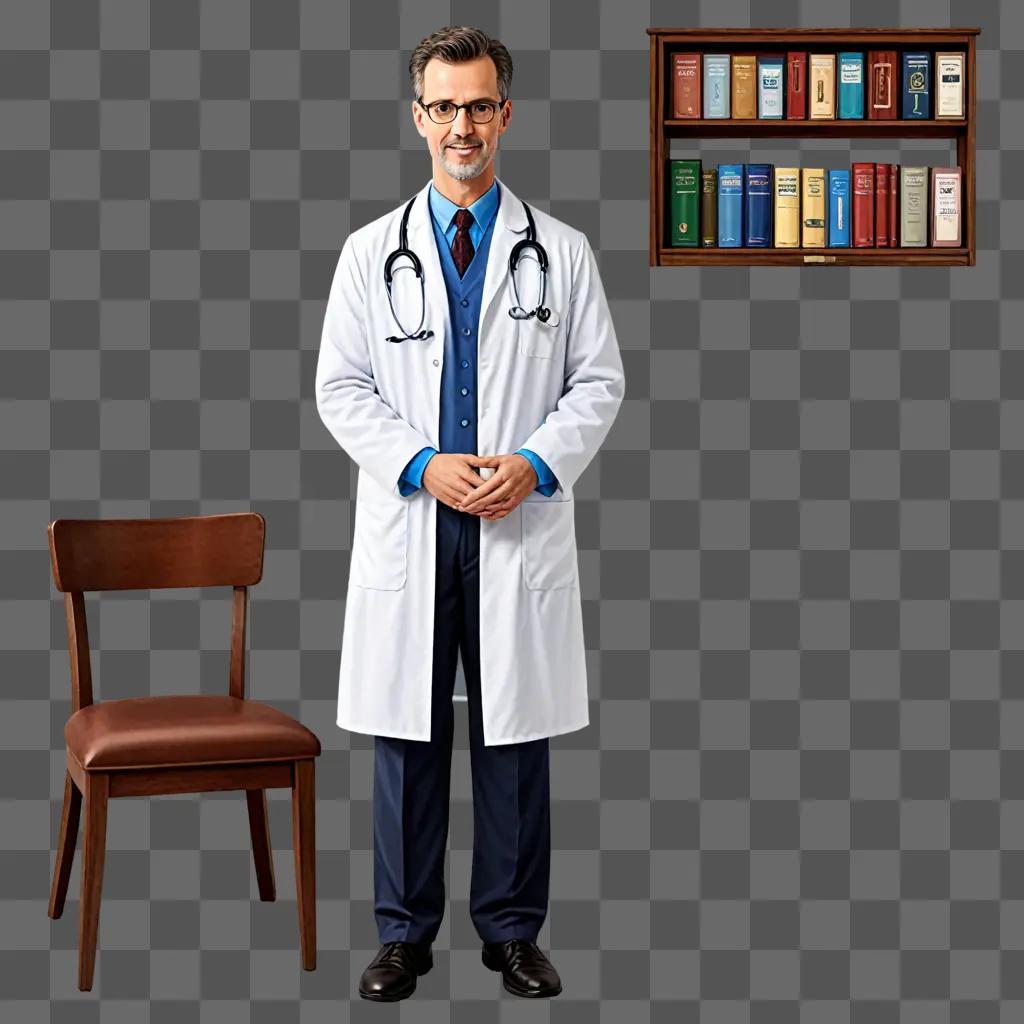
[428,178,500,235]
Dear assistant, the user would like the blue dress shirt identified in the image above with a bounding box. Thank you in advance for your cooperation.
[396,180,558,499]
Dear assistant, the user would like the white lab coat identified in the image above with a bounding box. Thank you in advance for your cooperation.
[315,176,625,745]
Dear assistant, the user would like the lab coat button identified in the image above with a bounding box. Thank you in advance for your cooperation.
[432,359,439,366]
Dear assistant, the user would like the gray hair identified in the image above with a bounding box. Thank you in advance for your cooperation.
[409,25,513,104]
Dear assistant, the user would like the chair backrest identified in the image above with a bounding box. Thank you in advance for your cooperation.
[48,513,265,592]
[47,513,266,711]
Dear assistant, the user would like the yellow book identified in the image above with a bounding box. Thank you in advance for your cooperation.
[809,54,835,119]
[774,168,801,247]
[731,55,757,119]
[801,168,826,247]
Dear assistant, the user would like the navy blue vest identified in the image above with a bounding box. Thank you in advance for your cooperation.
[429,190,500,457]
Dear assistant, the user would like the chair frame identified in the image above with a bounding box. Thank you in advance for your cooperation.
[46,512,317,991]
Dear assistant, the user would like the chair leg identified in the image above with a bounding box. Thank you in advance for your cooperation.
[48,771,82,920]
[291,758,316,970]
[78,772,109,992]
[246,789,276,901]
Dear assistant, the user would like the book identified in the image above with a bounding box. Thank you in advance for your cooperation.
[758,54,785,118]
[901,52,930,119]
[828,169,851,247]
[867,50,897,119]
[744,164,773,246]
[935,52,965,118]
[888,163,898,246]
[773,167,801,247]
[801,167,826,246]
[852,162,875,246]
[717,164,744,247]
[703,54,730,118]
[672,53,702,118]
[701,168,718,246]
[899,165,928,246]
[875,163,890,246]
[931,166,962,246]
[669,159,702,246]
[785,52,806,119]
[809,54,835,118]
[731,54,757,119]
[838,52,864,119]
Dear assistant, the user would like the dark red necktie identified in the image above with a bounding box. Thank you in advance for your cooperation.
[451,208,475,277]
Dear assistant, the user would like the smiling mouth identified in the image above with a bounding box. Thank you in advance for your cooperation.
[448,144,480,152]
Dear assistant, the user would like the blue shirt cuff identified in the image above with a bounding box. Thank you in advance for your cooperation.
[516,448,558,496]
[398,446,438,496]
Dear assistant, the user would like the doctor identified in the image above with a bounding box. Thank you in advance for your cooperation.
[315,25,624,1002]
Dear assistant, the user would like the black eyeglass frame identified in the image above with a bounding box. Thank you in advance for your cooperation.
[415,97,508,124]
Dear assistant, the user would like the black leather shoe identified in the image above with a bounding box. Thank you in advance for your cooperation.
[358,941,433,1001]
[482,938,562,998]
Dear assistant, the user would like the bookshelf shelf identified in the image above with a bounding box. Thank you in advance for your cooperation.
[658,247,970,267]
[647,27,980,267]
[664,118,968,139]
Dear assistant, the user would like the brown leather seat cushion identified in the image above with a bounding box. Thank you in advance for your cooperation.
[65,694,321,770]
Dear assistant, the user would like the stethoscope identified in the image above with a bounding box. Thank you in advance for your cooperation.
[383,188,560,344]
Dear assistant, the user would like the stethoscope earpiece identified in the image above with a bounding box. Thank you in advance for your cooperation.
[383,186,553,343]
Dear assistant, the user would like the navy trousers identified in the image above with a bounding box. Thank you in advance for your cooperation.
[372,499,552,945]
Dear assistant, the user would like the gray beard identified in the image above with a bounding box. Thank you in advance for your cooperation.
[440,141,495,181]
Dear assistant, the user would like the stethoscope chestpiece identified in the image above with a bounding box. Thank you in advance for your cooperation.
[508,306,559,328]
[386,328,434,344]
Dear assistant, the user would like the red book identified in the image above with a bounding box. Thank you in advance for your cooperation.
[867,50,898,119]
[785,52,807,119]
[888,163,898,246]
[875,163,889,246]
[672,53,701,118]
[852,162,875,246]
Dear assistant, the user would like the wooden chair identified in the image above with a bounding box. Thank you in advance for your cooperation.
[46,512,321,991]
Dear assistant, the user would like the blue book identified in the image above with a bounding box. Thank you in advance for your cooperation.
[743,164,772,246]
[703,54,730,118]
[717,164,744,246]
[757,54,785,118]
[827,169,851,246]
[838,52,864,119]
[902,52,931,118]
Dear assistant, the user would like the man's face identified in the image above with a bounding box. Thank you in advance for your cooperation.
[412,55,510,183]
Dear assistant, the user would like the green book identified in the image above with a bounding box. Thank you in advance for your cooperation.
[670,159,701,246]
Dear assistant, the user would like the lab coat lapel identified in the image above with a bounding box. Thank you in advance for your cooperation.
[478,176,529,342]
[404,179,450,347]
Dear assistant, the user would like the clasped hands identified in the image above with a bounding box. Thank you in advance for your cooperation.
[422,452,537,521]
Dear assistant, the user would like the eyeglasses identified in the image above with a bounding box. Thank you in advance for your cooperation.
[417,98,505,124]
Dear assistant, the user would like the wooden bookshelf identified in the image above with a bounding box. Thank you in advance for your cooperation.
[647,27,980,266]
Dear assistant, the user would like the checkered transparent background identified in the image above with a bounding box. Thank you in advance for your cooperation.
[0,0,1020,1017]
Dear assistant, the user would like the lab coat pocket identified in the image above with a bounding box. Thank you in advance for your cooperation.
[521,498,578,590]
[517,317,563,360]
[350,498,408,590]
